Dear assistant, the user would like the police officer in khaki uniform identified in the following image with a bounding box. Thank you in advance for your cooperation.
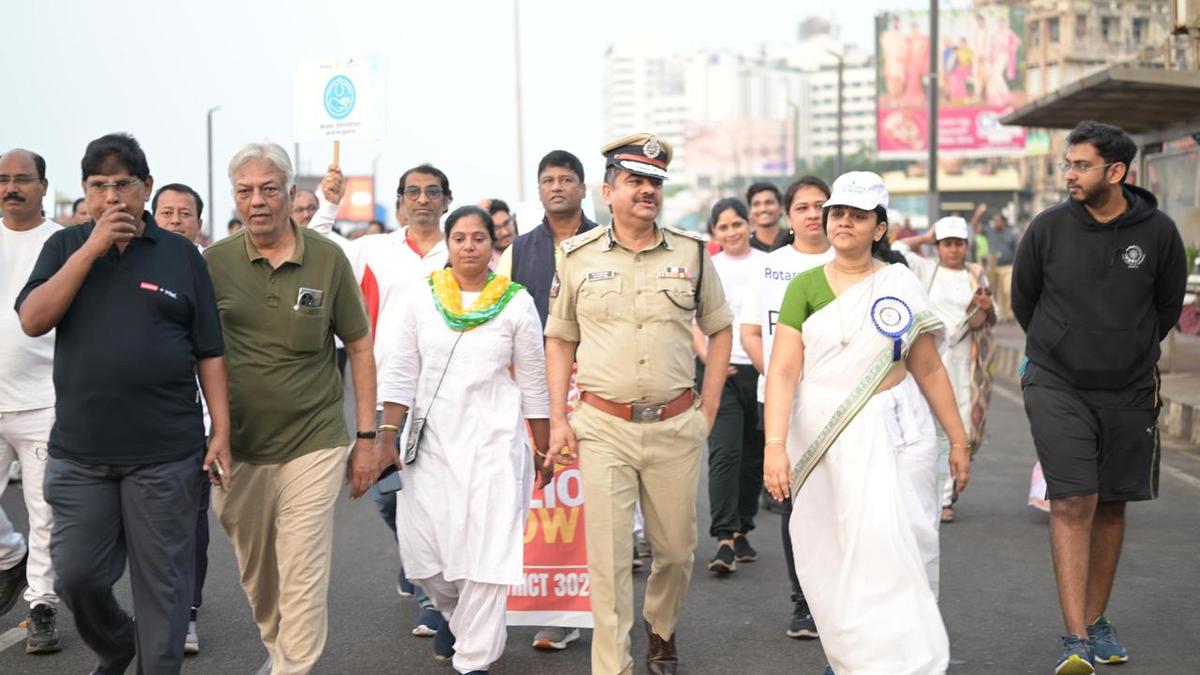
[544,134,733,675]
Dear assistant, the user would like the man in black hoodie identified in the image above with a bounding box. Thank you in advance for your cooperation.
[1012,121,1187,675]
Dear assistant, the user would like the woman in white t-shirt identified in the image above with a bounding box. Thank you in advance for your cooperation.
[693,197,767,574]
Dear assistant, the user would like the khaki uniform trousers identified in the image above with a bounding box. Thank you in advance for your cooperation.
[573,400,707,675]
[213,446,347,675]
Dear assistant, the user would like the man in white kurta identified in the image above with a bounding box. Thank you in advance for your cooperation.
[378,284,548,674]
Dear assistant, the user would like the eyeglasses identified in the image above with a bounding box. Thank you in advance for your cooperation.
[86,178,143,195]
[0,175,40,186]
[399,186,444,200]
[1058,161,1116,174]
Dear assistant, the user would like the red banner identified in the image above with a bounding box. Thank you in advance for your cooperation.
[507,367,592,627]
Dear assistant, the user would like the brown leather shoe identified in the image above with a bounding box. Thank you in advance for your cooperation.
[645,620,678,675]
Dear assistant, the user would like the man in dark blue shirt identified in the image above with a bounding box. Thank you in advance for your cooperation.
[16,133,231,675]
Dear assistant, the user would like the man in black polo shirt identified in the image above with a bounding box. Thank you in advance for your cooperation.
[16,133,231,675]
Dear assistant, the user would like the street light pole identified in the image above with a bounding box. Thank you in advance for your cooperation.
[927,0,940,223]
[786,100,800,176]
[206,105,221,240]
[512,0,526,201]
[836,56,844,177]
[826,49,845,177]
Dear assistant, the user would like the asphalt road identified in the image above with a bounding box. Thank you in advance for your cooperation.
[2,383,1198,674]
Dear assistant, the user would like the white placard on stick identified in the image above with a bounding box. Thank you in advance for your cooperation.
[295,55,387,143]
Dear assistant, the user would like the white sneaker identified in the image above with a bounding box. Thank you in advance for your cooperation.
[184,620,199,654]
[532,626,580,650]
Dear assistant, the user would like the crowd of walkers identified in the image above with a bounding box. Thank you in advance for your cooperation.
[0,118,1187,675]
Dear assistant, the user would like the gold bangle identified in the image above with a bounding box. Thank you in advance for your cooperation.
[765,437,786,447]
[378,424,400,433]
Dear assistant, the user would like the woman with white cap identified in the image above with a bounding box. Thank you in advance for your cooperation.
[761,171,971,675]
[897,218,996,523]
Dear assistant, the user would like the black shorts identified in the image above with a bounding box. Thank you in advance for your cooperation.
[1021,361,1161,502]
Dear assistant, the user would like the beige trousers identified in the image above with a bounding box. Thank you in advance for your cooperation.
[213,446,347,675]
[573,402,707,675]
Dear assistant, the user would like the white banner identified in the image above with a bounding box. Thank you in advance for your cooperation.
[294,55,387,142]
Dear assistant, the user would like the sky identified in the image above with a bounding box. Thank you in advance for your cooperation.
[1,0,959,231]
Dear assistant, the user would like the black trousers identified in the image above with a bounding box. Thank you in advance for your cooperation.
[45,453,202,675]
[191,479,210,611]
[704,363,765,540]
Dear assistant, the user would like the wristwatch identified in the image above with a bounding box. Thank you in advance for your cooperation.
[356,431,377,440]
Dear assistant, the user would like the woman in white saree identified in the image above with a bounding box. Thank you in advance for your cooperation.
[377,206,551,675]
[762,173,972,675]
[897,216,996,523]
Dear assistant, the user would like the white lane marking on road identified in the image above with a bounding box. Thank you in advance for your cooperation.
[1163,463,1200,491]
[992,382,1024,408]
[993,382,1200,492]
[0,627,25,652]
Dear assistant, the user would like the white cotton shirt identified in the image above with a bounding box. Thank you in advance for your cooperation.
[0,219,61,411]
[711,248,766,365]
[739,244,835,402]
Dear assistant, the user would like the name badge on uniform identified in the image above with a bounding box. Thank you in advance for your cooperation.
[658,266,693,280]
[549,272,561,298]
[586,271,616,282]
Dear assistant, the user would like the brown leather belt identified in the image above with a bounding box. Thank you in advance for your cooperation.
[581,389,695,423]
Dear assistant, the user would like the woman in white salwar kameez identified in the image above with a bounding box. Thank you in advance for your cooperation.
[897,217,996,523]
[378,206,551,675]
[762,172,973,675]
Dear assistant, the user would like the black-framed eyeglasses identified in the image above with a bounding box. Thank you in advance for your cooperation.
[399,186,444,200]
[86,178,143,195]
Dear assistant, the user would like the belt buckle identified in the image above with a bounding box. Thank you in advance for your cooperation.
[630,402,665,423]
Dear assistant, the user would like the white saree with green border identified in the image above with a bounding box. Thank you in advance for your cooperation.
[783,263,950,675]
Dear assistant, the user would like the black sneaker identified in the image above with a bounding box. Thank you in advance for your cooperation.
[732,535,757,563]
[27,603,61,654]
[707,543,736,574]
[786,596,818,639]
[433,618,456,660]
[0,550,28,616]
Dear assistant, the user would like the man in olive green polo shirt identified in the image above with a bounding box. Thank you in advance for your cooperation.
[544,133,733,675]
[203,142,391,675]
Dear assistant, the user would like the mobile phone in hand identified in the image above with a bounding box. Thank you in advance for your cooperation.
[212,458,228,492]
[376,465,402,495]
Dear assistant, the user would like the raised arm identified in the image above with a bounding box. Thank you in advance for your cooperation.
[19,207,136,336]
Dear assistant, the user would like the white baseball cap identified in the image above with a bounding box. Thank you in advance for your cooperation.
[825,171,889,211]
[933,216,969,241]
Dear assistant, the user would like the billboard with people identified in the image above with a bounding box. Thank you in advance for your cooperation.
[876,6,1028,158]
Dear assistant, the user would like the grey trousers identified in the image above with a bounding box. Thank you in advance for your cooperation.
[44,453,202,675]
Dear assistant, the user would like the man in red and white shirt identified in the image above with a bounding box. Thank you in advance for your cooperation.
[309,164,449,379]
[307,162,450,638]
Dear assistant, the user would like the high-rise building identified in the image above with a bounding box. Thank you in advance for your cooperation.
[1010,0,1173,211]
[600,21,875,191]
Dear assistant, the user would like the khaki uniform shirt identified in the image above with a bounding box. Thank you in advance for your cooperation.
[545,223,732,403]
[204,223,370,464]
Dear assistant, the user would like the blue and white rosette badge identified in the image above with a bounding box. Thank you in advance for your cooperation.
[871,296,913,362]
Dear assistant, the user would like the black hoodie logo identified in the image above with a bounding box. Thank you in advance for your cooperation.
[1121,245,1145,269]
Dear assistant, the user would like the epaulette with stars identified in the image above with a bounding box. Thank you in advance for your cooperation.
[559,226,608,256]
